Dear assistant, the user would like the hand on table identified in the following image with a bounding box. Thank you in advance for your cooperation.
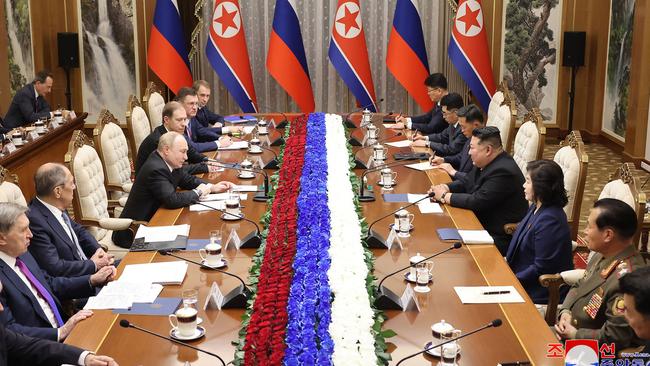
[212,181,236,193]
[90,266,116,287]
[84,354,119,366]
[434,163,457,177]
[59,309,93,340]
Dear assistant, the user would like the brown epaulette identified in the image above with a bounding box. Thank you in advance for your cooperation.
[600,259,621,279]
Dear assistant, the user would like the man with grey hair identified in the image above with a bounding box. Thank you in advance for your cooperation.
[4,70,55,129]
[113,132,235,247]
[0,203,116,342]
[27,163,114,277]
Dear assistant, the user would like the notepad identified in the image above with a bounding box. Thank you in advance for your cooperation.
[418,201,443,214]
[405,162,435,171]
[119,261,189,285]
[218,140,249,150]
[200,193,248,201]
[189,200,225,212]
[386,140,412,148]
[454,286,524,304]
[134,224,190,243]
[458,230,494,244]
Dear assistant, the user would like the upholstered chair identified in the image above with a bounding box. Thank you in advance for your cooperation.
[512,109,546,176]
[126,95,152,159]
[486,80,517,152]
[142,82,165,130]
[0,166,26,206]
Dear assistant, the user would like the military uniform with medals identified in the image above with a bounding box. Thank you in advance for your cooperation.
[558,245,646,347]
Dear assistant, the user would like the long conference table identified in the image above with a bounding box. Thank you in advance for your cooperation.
[65,114,561,365]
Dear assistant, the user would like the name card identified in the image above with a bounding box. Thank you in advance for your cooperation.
[400,285,421,312]
[28,131,40,141]
[50,120,60,129]
[2,143,16,154]
[203,282,225,311]
[225,228,242,250]
[386,227,403,250]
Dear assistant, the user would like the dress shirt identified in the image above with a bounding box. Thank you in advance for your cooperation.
[0,252,59,330]
[33,89,52,119]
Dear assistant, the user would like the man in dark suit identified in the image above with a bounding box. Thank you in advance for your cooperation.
[411,93,466,156]
[430,104,485,184]
[430,126,528,254]
[27,163,114,277]
[387,73,448,135]
[114,132,235,248]
[0,280,118,366]
[620,266,650,352]
[193,80,243,135]
[136,101,216,176]
[177,87,233,153]
[0,203,115,341]
[3,70,54,129]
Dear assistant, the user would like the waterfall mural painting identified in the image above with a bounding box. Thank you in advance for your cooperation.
[500,0,562,124]
[78,0,138,122]
[4,0,34,96]
[602,0,635,140]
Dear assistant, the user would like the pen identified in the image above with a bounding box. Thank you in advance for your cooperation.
[483,290,510,295]
[497,362,531,366]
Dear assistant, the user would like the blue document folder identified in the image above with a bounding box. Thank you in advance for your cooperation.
[437,228,462,241]
[113,297,182,316]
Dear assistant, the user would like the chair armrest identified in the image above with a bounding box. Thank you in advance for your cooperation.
[539,273,567,326]
[118,196,128,207]
[98,217,133,231]
[122,182,133,193]
[560,269,585,286]
[504,222,519,235]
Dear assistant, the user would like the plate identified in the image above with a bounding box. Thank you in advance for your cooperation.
[389,223,414,232]
[403,272,433,284]
[248,149,263,154]
[170,326,206,341]
[238,173,255,179]
[201,259,227,269]
[424,341,461,357]
[376,180,397,187]
[221,213,243,221]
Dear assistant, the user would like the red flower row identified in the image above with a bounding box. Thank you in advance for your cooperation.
[243,116,308,365]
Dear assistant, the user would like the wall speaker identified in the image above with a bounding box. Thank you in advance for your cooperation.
[562,31,586,67]
[57,32,79,69]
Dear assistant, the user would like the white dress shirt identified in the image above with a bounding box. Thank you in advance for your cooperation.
[36,197,87,260]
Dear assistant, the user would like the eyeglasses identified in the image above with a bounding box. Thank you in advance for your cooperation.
[442,109,458,116]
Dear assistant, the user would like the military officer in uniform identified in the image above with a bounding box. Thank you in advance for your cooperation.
[555,198,647,348]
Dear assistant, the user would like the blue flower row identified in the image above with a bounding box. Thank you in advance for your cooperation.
[283,113,334,366]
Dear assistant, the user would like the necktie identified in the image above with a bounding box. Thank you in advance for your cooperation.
[61,212,87,260]
[186,121,193,140]
[15,259,64,327]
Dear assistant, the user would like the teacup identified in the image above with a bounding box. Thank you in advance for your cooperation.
[168,307,198,337]
[34,121,45,134]
[199,243,223,266]
[373,144,386,161]
[11,132,22,146]
[258,121,268,135]
[249,138,262,153]
[225,199,241,218]
[53,111,63,124]
[380,168,397,188]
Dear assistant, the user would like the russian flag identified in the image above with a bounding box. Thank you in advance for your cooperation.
[147,0,193,94]
[386,0,433,111]
[328,0,377,112]
[267,0,315,113]
[206,0,257,112]
[448,0,496,112]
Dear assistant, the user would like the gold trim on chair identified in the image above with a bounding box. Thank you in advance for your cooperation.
[608,162,647,249]
[0,165,19,186]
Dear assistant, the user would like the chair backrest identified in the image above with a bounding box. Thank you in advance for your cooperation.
[487,80,517,152]
[553,131,589,239]
[93,109,131,198]
[126,95,151,159]
[0,166,26,206]
[512,108,546,176]
[598,162,646,248]
[142,82,165,130]
[64,130,110,241]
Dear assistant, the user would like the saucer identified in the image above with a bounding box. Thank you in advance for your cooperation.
[389,223,414,232]
[376,180,397,187]
[238,173,255,179]
[170,326,206,341]
[248,149,263,154]
[221,213,243,221]
[424,341,461,357]
[403,272,433,284]
[201,259,227,269]
[413,286,431,293]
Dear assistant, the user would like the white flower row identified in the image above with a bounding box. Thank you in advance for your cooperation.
[325,114,378,366]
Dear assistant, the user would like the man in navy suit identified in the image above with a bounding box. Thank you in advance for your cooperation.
[0,203,116,341]
[3,70,54,129]
[411,93,466,156]
[27,163,115,277]
[193,80,243,136]
[387,73,448,135]
[430,104,485,184]
[0,280,118,365]
[177,87,233,153]
[430,126,529,254]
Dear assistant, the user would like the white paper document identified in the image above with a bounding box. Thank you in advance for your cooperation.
[383,124,400,129]
[243,126,255,134]
[385,140,412,148]
[190,201,226,212]
[134,224,190,242]
[407,194,429,203]
[458,229,495,244]
[100,282,164,303]
[219,141,249,150]
[418,201,443,214]
[200,193,247,202]
[84,294,134,310]
[232,185,258,192]
[119,261,189,285]
[454,286,525,304]
[405,162,435,171]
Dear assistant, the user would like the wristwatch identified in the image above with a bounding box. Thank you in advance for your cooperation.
[440,192,447,204]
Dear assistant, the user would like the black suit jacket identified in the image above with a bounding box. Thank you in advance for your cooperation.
[186,117,219,152]
[196,107,224,134]
[3,84,51,129]
[0,323,83,366]
[410,104,446,135]
[135,125,208,176]
[447,152,528,251]
[0,252,93,340]
[26,199,99,277]
[426,123,467,156]
[113,151,205,247]
[444,139,472,183]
